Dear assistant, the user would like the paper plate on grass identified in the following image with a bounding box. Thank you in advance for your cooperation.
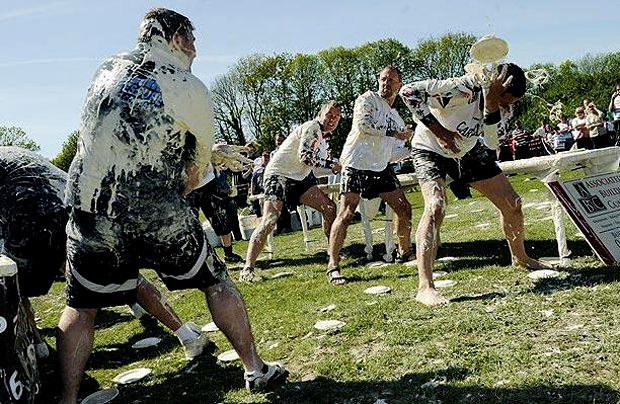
[201,322,219,332]
[445,214,458,219]
[433,271,448,278]
[272,271,293,279]
[474,223,491,229]
[437,256,457,262]
[131,337,161,349]
[314,320,345,331]
[527,269,560,280]
[435,280,456,288]
[365,261,389,268]
[270,260,285,267]
[113,368,151,384]
[404,260,417,267]
[81,388,119,404]
[364,286,391,295]
[217,349,240,362]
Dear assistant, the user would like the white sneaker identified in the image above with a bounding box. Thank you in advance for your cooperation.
[244,362,288,392]
[182,333,213,360]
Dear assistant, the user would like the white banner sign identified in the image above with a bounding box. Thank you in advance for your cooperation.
[548,171,620,265]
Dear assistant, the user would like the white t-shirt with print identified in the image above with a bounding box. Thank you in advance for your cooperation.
[400,75,502,159]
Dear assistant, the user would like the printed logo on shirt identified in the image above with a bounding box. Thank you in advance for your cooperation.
[119,71,164,107]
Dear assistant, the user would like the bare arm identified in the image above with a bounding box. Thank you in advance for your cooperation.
[298,123,340,173]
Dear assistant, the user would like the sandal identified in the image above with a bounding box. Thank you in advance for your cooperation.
[326,266,348,286]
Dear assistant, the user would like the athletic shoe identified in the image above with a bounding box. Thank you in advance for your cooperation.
[398,250,416,263]
[182,333,214,360]
[244,362,288,392]
[224,252,243,263]
[239,267,262,282]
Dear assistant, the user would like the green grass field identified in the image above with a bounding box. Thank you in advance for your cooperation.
[33,174,620,403]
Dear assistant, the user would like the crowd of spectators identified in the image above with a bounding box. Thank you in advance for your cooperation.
[496,84,620,162]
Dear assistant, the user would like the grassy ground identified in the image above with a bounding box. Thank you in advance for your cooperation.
[32,174,620,403]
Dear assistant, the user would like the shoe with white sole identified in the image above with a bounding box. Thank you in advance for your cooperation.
[182,333,214,360]
[244,362,288,392]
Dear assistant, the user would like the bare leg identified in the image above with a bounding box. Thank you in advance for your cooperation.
[135,275,182,332]
[203,279,263,372]
[471,174,552,269]
[415,180,449,306]
[379,189,413,257]
[21,298,43,344]
[298,185,337,240]
[327,192,361,283]
[57,307,98,404]
[244,199,283,269]
[221,234,232,248]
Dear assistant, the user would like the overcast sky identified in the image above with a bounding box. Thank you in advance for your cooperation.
[1,0,618,157]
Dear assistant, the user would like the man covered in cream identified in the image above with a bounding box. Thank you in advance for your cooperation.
[58,9,286,404]
[400,63,551,307]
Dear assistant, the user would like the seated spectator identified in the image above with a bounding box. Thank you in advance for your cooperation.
[571,107,592,149]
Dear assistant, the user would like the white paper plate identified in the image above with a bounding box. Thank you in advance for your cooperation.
[131,337,161,349]
[364,286,391,295]
[314,320,345,331]
[0,316,7,334]
[523,202,538,209]
[433,271,448,278]
[527,269,560,280]
[201,322,219,332]
[470,35,509,64]
[468,201,478,206]
[445,214,458,219]
[437,257,457,262]
[319,304,336,313]
[271,271,293,279]
[404,260,417,267]
[471,209,484,213]
[217,349,240,362]
[113,368,151,384]
[81,388,119,404]
[474,223,491,229]
[435,280,455,288]
[270,260,285,267]
[365,261,389,268]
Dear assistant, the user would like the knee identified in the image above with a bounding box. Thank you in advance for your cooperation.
[425,197,447,223]
[503,195,523,217]
[339,208,356,226]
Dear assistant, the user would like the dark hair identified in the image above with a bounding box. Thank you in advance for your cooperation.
[138,8,194,43]
[380,65,403,81]
[498,63,526,98]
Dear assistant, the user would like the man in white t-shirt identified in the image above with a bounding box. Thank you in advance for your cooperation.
[608,82,620,145]
[240,102,342,282]
[327,66,414,285]
[400,63,551,307]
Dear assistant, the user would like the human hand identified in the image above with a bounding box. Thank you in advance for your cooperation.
[485,65,513,111]
[331,162,342,173]
[394,127,414,141]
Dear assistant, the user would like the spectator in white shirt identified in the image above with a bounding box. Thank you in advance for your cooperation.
[608,82,620,145]
[571,107,592,150]
[400,63,551,306]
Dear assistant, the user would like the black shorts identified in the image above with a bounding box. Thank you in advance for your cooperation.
[411,142,502,184]
[263,173,318,210]
[65,205,229,309]
[188,187,237,236]
[340,166,400,199]
[2,208,68,297]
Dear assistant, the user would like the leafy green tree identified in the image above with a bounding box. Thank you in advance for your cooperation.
[411,32,476,80]
[51,130,80,172]
[0,126,40,151]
